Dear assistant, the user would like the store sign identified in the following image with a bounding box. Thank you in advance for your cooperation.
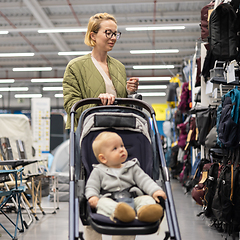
[31,98,50,159]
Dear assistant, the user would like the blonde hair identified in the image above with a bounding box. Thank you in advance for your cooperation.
[92,131,119,161]
[84,13,117,47]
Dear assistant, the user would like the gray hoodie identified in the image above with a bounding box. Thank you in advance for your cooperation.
[85,158,162,200]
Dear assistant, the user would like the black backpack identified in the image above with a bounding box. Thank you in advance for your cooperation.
[203,162,221,218]
[212,163,234,223]
[209,3,238,61]
[217,88,240,149]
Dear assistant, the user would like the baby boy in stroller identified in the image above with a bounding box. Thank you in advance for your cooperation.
[86,131,167,223]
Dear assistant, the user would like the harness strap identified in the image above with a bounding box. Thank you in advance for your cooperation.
[100,185,138,200]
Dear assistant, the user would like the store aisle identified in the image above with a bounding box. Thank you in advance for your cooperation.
[0,180,224,240]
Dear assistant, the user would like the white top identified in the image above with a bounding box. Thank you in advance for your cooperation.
[91,55,117,97]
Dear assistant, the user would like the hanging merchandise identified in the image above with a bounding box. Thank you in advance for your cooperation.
[209,3,238,62]
[195,57,201,87]
[177,122,188,150]
[191,162,214,206]
[167,74,181,108]
[200,0,215,41]
[178,82,191,112]
[216,87,240,149]
[196,107,217,146]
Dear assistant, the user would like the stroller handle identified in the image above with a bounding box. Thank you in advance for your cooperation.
[70,98,155,116]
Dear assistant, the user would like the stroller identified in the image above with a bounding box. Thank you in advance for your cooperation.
[69,98,181,240]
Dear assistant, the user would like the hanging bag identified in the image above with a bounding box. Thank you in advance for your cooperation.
[209,3,238,61]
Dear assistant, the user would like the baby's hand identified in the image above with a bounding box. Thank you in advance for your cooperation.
[152,190,167,203]
[88,196,99,208]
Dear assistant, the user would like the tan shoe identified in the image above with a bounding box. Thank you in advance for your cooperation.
[113,202,136,222]
[137,204,163,223]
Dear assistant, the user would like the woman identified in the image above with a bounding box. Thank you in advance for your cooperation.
[63,12,139,129]
[63,12,138,240]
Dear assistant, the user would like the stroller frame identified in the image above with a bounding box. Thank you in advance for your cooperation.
[69,98,181,240]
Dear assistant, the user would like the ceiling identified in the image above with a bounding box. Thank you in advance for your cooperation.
[0,0,209,110]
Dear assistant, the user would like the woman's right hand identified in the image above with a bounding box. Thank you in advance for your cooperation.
[98,93,115,105]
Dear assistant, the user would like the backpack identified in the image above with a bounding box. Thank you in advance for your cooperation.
[191,163,213,206]
[196,107,217,146]
[209,3,238,61]
[184,155,210,193]
[177,122,188,150]
[200,1,215,41]
[178,82,191,112]
[217,87,240,149]
[212,163,235,223]
[202,162,221,218]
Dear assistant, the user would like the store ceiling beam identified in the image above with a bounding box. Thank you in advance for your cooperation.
[22,0,71,62]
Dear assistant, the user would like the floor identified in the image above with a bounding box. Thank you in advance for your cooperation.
[0,180,228,240]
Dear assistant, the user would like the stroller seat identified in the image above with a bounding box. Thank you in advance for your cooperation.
[69,98,181,240]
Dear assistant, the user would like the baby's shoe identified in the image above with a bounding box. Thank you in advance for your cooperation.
[137,204,163,222]
[113,202,136,222]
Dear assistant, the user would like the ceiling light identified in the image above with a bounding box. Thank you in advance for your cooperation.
[0,31,9,34]
[31,78,63,83]
[0,95,2,98]
[133,65,174,70]
[55,94,63,98]
[138,77,171,81]
[38,28,87,33]
[140,92,166,97]
[126,26,185,31]
[12,67,52,72]
[138,85,167,90]
[42,87,63,91]
[0,79,15,83]
[0,87,28,91]
[130,49,179,54]
[58,51,91,56]
[0,53,34,57]
[15,94,42,98]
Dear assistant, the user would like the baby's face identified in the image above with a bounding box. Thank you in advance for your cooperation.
[101,134,128,168]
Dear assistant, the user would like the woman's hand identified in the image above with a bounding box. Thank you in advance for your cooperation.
[88,196,99,209]
[98,93,115,105]
[127,77,139,94]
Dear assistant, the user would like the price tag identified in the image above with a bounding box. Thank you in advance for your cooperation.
[227,61,236,83]
[206,80,213,94]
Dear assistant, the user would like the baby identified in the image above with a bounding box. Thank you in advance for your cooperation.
[85,131,167,223]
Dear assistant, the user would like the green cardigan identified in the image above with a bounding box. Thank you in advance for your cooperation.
[63,53,128,129]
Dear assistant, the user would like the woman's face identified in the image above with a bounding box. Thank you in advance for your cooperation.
[92,20,118,52]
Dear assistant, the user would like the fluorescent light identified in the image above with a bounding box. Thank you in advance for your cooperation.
[15,94,42,98]
[138,85,167,90]
[133,65,174,70]
[138,77,171,81]
[141,92,166,97]
[126,26,185,31]
[55,94,63,98]
[12,67,52,72]
[31,78,63,83]
[38,28,87,33]
[130,49,179,54]
[43,87,63,91]
[0,87,28,91]
[0,79,15,83]
[0,31,9,34]
[58,51,91,56]
[0,53,34,57]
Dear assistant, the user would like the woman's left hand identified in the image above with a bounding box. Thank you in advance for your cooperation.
[98,93,115,105]
[127,77,139,94]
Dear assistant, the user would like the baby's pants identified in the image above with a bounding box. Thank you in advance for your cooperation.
[97,195,156,218]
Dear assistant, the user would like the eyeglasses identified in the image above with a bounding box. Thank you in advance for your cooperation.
[104,30,121,40]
